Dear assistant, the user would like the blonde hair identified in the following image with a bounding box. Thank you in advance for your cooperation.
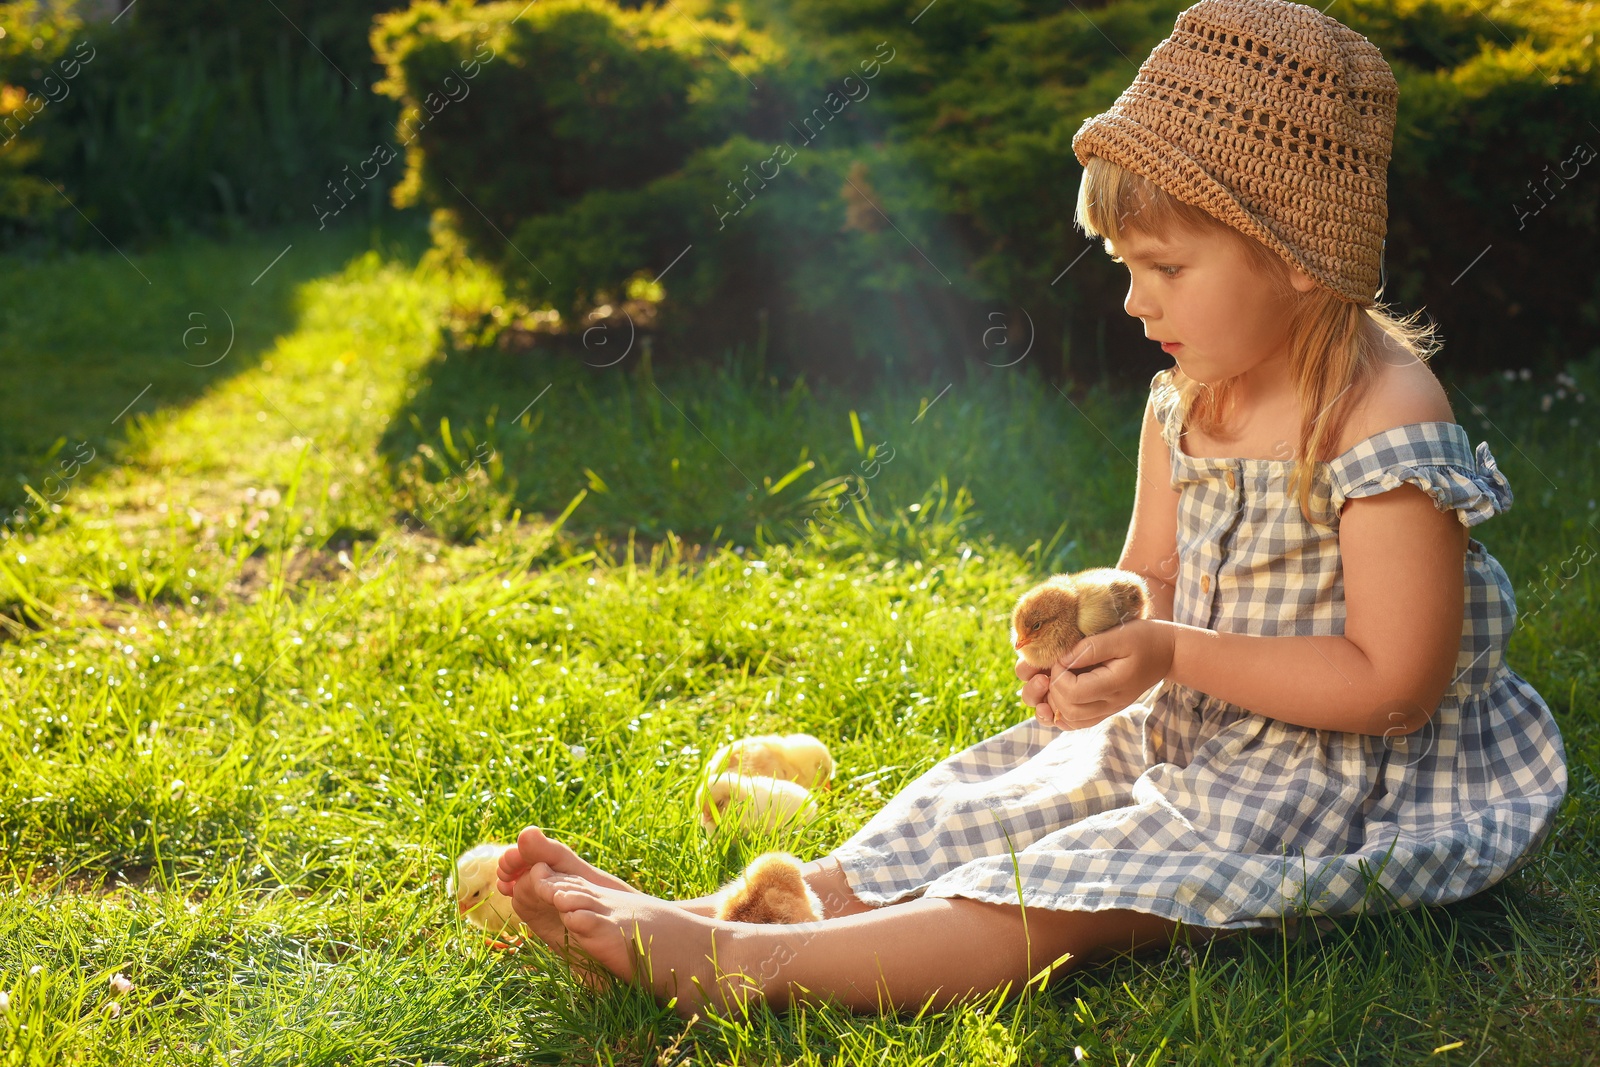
[1073,156,1441,527]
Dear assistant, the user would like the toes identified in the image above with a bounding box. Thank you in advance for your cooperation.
[496,843,530,888]
[560,904,607,939]
[516,825,560,866]
[539,873,602,913]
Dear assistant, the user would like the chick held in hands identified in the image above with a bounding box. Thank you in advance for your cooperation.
[1012,567,1151,670]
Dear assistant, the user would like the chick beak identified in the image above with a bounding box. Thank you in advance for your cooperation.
[457,899,474,914]
[1013,632,1032,651]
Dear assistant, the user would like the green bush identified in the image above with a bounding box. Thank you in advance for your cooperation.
[1344,0,1600,369]
[374,0,995,381]
[371,0,780,248]
[769,0,1600,378]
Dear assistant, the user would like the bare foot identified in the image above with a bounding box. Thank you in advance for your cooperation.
[533,870,766,1019]
[495,827,643,963]
[496,826,641,896]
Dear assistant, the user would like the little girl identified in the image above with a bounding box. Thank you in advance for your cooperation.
[495,0,1569,1018]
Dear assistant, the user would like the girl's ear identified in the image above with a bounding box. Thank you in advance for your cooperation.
[1289,265,1318,293]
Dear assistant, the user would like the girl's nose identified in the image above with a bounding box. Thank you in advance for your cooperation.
[1123,278,1156,320]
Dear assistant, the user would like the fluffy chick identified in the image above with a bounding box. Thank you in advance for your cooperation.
[1011,566,1151,669]
[713,851,823,924]
[704,733,834,791]
[699,772,818,836]
[451,843,521,935]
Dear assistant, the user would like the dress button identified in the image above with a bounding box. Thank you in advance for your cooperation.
[1226,470,1236,489]
[1200,574,1211,592]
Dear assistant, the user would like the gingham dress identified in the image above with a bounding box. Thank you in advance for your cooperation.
[829,368,1570,932]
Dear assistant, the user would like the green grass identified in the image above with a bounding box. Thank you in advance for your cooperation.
[0,221,1595,1065]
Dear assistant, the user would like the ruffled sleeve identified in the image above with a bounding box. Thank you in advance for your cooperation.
[1149,368,1182,449]
[1328,424,1513,528]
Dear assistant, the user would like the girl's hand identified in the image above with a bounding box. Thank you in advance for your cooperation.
[1042,619,1174,730]
[1016,654,1055,721]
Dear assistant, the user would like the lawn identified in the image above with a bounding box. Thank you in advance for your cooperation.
[0,221,1595,1065]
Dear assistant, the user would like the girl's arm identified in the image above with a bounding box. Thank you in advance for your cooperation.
[1167,475,1469,737]
[1116,393,1181,624]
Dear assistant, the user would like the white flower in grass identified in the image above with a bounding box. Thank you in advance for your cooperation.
[0,990,10,1014]
[103,1001,121,1019]
[109,973,132,995]
[1074,1047,1087,1061]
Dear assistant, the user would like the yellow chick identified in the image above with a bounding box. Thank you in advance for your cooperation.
[713,851,823,924]
[451,843,521,935]
[703,733,834,791]
[1011,566,1150,670]
[699,772,818,836]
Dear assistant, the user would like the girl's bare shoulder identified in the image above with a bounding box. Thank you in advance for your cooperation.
[1334,338,1457,455]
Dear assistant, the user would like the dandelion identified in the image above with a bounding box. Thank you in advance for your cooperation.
[109,973,132,995]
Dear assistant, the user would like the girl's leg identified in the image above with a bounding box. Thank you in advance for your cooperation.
[529,868,1231,1018]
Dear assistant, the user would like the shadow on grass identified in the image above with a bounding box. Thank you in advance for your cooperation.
[0,212,432,527]
[376,332,1158,565]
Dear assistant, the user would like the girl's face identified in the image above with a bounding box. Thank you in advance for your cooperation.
[1107,226,1318,390]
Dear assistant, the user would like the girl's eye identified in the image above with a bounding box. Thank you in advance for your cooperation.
[1109,255,1179,277]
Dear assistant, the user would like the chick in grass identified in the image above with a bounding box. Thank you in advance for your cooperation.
[713,851,822,924]
[703,733,834,791]
[1012,566,1151,670]
[699,772,818,835]
[452,843,523,942]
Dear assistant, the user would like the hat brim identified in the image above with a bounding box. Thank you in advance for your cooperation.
[1073,111,1364,303]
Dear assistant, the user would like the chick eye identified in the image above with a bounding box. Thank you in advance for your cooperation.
[1029,621,1042,631]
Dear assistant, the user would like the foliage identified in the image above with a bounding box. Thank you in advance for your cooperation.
[0,0,411,246]
[371,0,782,245]
[382,0,1600,385]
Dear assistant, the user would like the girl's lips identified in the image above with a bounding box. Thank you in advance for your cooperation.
[1161,342,1182,353]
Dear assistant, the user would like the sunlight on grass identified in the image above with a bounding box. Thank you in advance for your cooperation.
[0,225,1594,1064]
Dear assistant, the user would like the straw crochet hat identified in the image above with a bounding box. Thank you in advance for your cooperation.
[1071,0,1398,305]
